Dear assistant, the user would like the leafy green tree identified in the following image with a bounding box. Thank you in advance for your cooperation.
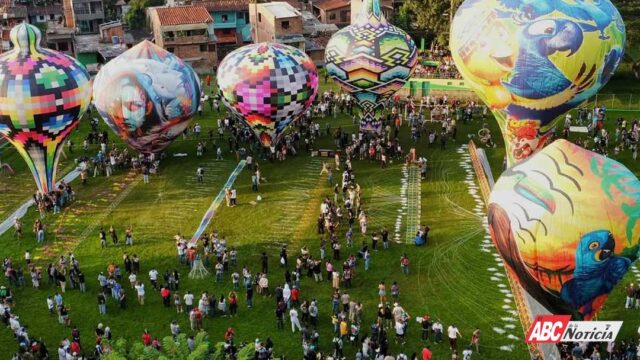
[400,0,451,44]
[123,0,149,30]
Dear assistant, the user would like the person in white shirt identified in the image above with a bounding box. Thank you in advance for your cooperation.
[128,273,137,289]
[448,324,462,351]
[135,282,145,305]
[149,269,158,290]
[462,346,473,360]
[184,291,194,312]
[289,307,302,333]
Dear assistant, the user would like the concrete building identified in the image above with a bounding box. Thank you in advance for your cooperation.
[311,0,350,27]
[249,1,304,50]
[27,4,64,25]
[70,0,105,33]
[148,5,217,70]
[189,0,250,59]
[44,20,75,55]
[0,1,27,52]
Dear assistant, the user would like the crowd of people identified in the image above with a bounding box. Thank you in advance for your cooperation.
[412,45,461,80]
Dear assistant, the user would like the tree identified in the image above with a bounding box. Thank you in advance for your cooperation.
[401,0,451,44]
[123,0,149,30]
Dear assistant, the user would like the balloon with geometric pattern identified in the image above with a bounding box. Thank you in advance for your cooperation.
[217,42,319,147]
[0,23,92,193]
[93,40,201,154]
[324,0,418,132]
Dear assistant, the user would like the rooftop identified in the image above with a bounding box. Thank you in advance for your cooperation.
[0,4,27,18]
[75,34,128,59]
[301,10,338,35]
[191,0,248,12]
[312,0,349,11]
[153,5,213,26]
[260,2,300,19]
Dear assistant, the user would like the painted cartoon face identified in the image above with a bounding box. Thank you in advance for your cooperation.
[461,22,515,84]
[121,83,147,131]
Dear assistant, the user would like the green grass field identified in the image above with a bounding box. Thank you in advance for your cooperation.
[1,76,640,360]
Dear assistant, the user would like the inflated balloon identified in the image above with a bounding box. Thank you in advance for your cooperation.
[324,0,418,132]
[450,0,625,165]
[217,43,318,147]
[93,40,200,153]
[488,139,640,320]
[0,23,91,193]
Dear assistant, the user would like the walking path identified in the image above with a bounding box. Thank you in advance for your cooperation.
[404,164,421,243]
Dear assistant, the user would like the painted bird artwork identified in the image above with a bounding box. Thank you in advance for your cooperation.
[560,230,631,319]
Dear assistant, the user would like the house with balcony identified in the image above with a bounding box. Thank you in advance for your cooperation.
[27,4,64,24]
[249,1,304,50]
[148,5,217,70]
[0,1,27,52]
[72,0,105,33]
[189,0,250,59]
[312,0,349,27]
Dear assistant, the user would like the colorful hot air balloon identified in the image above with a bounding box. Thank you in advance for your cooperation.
[450,0,625,165]
[217,43,318,147]
[0,23,91,193]
[324,0,418,132]
[93,40,200,154]
[488,139,640,321]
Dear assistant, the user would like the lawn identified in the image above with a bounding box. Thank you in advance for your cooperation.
[0,75,639,360]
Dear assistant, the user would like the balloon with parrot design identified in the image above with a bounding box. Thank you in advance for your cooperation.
[450,0,625,166]
[0,23,92,193]
[488,139,640,320]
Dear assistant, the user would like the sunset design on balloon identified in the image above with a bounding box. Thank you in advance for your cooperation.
[0,23,92,193]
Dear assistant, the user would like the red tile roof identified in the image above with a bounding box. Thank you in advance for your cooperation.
[312,0,348,11]
[191,0,249,12]
[154,5,213,26]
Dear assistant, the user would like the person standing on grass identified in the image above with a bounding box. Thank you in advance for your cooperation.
[125,227,133,246]
[401,254,410,275]
[109,226,118,246]
[290,307,302,333]
[97,291,106,315]
[448,324,462,351]
[470,327,480,354]
[197,166,204,183]
[275,301,285,330]
[378,281,386,304]
[135,282,145,305]
[142,165,150,184]
[99,228,107,248]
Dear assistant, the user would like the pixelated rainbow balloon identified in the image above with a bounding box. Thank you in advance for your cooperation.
[217,42,318,147]
[0,23,91,193]
[93,40,200,154]
[450,0,625,165]
[488,139,640,321]
[324,0,418,132]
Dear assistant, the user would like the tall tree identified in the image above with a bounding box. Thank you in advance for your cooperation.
[401,0,451,44]
[123,0,148,29]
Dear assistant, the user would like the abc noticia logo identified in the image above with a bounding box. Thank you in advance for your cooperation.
[526,315,623,343]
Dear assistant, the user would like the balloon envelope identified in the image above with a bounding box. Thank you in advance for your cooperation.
[93,40,200,153]
[488,139,640,319]
[217,42,318,147]
[0,23,91,193]
[450,0,625,165]
[324,0,417,132]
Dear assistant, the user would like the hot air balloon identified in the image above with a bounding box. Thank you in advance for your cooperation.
[216,42,318,147]
[488,139,640,321]
[324,0,418,132]
[450,0,625,165]
[93,40,200,154]
[0,23,91,193]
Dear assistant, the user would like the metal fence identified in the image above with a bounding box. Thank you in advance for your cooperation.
[575,94,640,112]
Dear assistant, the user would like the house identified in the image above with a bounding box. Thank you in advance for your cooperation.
[74,33,128,73]
[147,5,217,70]
[67,0,106,33]
[350,0,393,23]
[189,0,250,59]
[311,0,350,27]
[249,1,304,50]
[27,4,64,24]
[301,9,337,36]
[44,20,75,55]
[0,1,27,52]
[99,20,125,43]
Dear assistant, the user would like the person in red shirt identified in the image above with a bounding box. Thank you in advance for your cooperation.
[422,345,432,360]
[161,287,171,307]
[291,286,300,307]
[151,337,161,350]
[142,330,152,346]
[70,341,80,355]
[224,327,235,342]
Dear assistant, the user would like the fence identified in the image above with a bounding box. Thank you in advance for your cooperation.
[578,94,640,112]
